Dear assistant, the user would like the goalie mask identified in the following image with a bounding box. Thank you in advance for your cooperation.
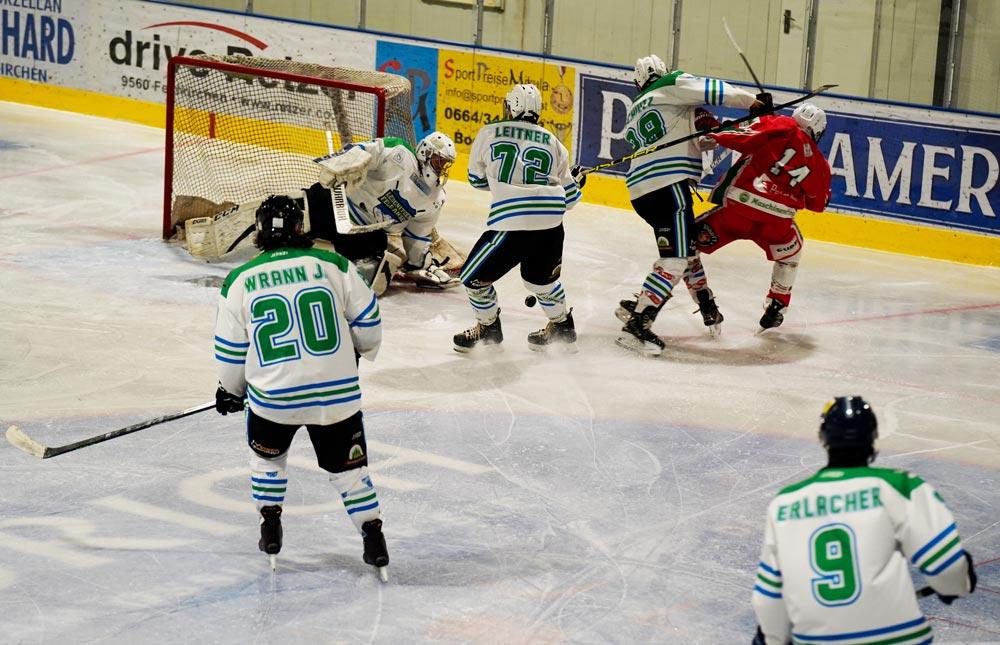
[255,194,312,251]
[416,131,457,187]
[634,54,668,91]
[504,84,542,123]
[819,396,878,462]
[793,103,827,142]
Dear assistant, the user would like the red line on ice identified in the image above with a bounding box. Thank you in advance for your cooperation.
[0,147,162,180]
[793,302,1000,328]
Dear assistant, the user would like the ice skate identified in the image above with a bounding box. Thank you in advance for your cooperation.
[453,315,503,352]
[361,519,390,583]
[615,307,665,356]
[756,298,786,334]
[258,505,282,571]
[694,289,724,337]
[615,297,637,324]
[527,310,577,352]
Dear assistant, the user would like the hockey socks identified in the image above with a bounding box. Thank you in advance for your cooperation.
[465,283,499,324]
[331,467,381,531]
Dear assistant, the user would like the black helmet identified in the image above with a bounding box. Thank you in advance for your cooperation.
[819,396,878,450]
[255,195,311,251]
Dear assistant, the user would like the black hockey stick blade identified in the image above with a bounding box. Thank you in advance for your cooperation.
[226,223,257,254]
[5,401,215,459]
[581,83,838,176]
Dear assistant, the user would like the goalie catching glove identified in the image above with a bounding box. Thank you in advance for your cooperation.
[401,254,460,289]
[316,144,373,190]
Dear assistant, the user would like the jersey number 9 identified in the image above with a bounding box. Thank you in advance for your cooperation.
[625,111,667,151]
[809,523,862,606]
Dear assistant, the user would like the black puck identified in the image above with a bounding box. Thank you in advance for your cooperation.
[525,295,537,307]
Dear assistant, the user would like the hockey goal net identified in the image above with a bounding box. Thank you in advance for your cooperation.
[163,54,462,268]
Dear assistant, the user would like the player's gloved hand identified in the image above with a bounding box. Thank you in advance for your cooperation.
[748,92,773,118]
[571,165,587,188]
[402,256,460,289]
[694,107,721,131]
[316,144,373,189]
[215,386,245,415]
[694,136,718,152]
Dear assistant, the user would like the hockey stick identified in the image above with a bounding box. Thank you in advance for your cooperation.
[723,17,766,94]
[5,402,214,459]
[579,83,837,176]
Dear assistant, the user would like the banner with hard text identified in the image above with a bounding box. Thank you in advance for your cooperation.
[0,0,373,103]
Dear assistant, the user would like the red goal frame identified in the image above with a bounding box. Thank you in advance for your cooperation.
[162,55,389,239]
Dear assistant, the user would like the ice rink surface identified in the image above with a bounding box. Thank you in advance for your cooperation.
[1,101,999,643]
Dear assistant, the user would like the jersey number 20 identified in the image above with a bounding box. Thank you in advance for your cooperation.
[251,287,341,365]
[809,523,861,606]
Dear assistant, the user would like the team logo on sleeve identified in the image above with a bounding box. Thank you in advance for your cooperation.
[696,224,718,247]
[348,444,365,461]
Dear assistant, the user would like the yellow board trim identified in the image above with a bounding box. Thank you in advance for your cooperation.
[5,77,997,267]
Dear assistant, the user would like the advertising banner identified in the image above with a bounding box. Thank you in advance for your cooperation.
[436,48,575,153]
[375,41,438,142]
[0,0,374,104]
[575,73,1000,235]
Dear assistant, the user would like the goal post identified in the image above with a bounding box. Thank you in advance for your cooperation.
[162,54,415,240]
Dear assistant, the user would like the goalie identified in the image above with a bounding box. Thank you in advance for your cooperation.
[181,131,460,294]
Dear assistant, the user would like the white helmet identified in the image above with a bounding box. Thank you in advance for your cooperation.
[504,84,542,122]
[634,54,668,89]
[416,131,456,186]
[792,103,827,141]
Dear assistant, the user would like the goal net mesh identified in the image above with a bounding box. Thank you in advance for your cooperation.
[164,54,415,237]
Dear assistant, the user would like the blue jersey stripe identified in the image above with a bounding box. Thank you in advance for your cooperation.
[792,617,926,641]
[214,336,250,348]
[261,377,358,396]
[753,585,781,599]
[911,523,957,563]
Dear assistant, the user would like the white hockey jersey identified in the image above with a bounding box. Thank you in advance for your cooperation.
[753,466,973,645]
[624,71,756,200]
[344,137,445,266]
[467,120,581,231]
[215,247,381,426]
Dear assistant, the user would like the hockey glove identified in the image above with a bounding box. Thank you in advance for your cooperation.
[215,386,245,415]
[571,165,587,188]
[693,107,721,131]
[748,92,773,118]
[315,144,373,190]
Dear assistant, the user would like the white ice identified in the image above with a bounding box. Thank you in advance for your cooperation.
[1,102,998,644]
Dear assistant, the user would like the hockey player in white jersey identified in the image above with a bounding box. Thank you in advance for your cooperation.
[453,83,584,352]
[312,131,460,293]
[615,54,766,355]
[186,132,459,295]
[752,397,977,644]
[213,195,390,581]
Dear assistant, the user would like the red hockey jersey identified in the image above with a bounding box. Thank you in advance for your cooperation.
[709,115,831,218]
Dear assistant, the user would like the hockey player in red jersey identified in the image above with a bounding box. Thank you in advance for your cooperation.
[695,103,831,332]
